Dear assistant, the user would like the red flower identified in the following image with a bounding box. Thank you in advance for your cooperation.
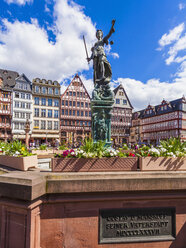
[128,152,135,157]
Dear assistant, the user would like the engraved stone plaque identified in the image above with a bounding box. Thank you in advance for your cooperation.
[99,207,176,244]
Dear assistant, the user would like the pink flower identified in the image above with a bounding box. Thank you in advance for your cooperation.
[63,150,70,157]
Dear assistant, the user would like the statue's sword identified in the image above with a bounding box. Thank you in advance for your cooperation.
[83,35,89,64]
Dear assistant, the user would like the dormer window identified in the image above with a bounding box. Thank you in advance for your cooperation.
[146,109,152,114]
[48,80,52,85]
[53,81,58,86]
[42,79,46,84]
[36,78,40,83]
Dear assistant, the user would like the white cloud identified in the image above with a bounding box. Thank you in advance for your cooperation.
[104,44,119,59]
[0,0,96,81]
[158,23,184,48]
[112,77,186,111]
[5,0,33,5]
[165,33,186,65]
[110,52,119,59]
[157,23,186,104]
[113,22,186,111]
[179,3,186,10]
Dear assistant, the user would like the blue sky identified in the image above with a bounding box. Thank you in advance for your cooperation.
[0,0,185,110]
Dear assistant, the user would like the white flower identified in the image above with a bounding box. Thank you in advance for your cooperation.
[15,151,20,155]
[149,148,160,155]
[160,148,167,153]
[71,151,75,155]
[167,152,174,157]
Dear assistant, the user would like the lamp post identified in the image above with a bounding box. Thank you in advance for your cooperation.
[24,119,30,148]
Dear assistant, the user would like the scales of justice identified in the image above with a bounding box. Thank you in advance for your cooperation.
[83,20,116,146]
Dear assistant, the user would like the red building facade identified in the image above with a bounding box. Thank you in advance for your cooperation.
[60,75,91,145]
[0,69,19,141]
[133,97,186,144]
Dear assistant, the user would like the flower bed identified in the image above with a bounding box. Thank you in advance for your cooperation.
[51,138,186,172]
[0,140,38,171]
[52,157,138,172]
[52,140,138,172]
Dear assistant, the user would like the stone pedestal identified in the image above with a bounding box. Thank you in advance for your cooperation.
[91,99,114,146]
[0,170,186,247]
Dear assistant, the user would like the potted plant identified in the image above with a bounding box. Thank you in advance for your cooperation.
[137,138,186,171]
[52,139,138,172]
[0,140,38,171]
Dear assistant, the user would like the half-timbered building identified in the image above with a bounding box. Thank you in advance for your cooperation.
[60,74,91,145]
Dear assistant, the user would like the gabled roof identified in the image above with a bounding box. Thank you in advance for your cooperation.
[15,73,31,84]
[113,83,133,109]
[138,97,185,118]
[61,74,91,99]
[0,68,19,88]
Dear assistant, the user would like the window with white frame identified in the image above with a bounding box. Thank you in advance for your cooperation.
[15,101,19,108]
[26,103,31,109]
[14,122,19,129]
[20,112,25,118]
[34,120,39,128]
[34,108,39,117]
[41,120,46,129]
[54,121,59,130]
[42,87,47,94]
[48,121,52,130]
[41,98,46,106]
[54,110,59,118]
[20,122,25,130]
[41,109,46,117]
[34,97,39,105]
[26,93,31,100]
[15,112,19,118]
[54,88,59,95]
[26,113,30,119]
[48,99,52,106]
[48,88,53,94]
[21,93,25,99]
[54,99,59,107]
[20,102,25,108]
[35,85,40,93]
[48,109,52,118]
